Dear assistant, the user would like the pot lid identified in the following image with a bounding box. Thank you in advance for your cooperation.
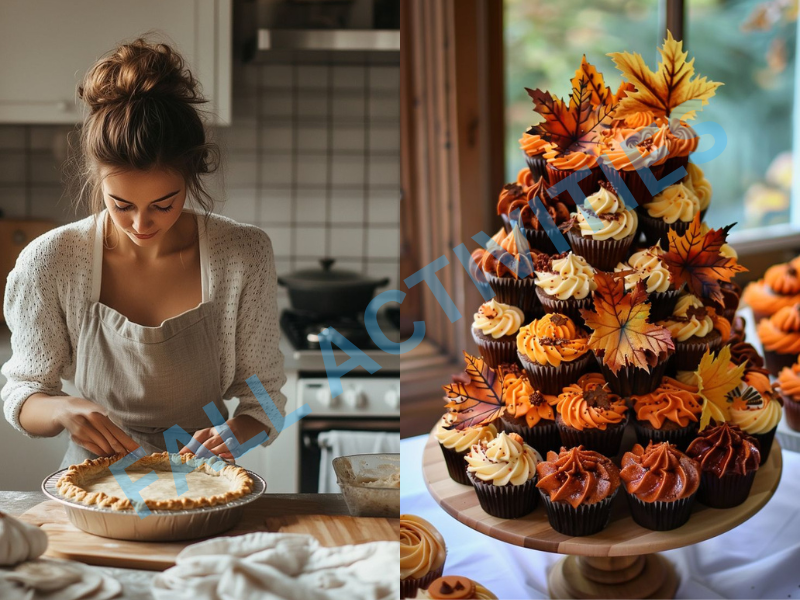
[280,258,384,286]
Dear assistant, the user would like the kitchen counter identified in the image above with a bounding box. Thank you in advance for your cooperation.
[2,491,397,599]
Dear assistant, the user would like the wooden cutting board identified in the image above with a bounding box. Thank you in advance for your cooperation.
[19,494,399,571]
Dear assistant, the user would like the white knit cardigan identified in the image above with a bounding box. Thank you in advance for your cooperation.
[1,209,287,447]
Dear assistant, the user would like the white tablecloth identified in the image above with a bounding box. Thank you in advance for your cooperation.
[401,435,800,600]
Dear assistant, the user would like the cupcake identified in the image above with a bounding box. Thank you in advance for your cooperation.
[498,364,561,453]
[519,132,552,181]
[465,432,542,519]
[637,182,700,247]
[400,514,447,598]
[471,299,525,368]
[515,167,534,188]
[685,422,760,509]
[434,412,497,486]
[543,145,601,208]
[566,181,638,271]
[615,242,683,321]
[700,225,741,322]
[555,373,629,457]
[472,226,545,320]
[533,252,597,324]
[536,446,621,536]
[501,177,573,253]
[756,304,800,376]
[684,163,712,220]
[777,360,800,431]
[496,182,529,234]
[631,377,702,451]
[516,313,592,395]
[727,374,782,465]
[742,262,800,322]
[414,576,498,600]
[620,442,700,530]
[660,117,699,176]
[657,293,725,372]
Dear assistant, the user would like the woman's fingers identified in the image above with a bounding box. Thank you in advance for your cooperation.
[71,435,105,457]
[179,427,215,455]
[91,418,127,455]
[74,417,115,455]
[100,418,141,453]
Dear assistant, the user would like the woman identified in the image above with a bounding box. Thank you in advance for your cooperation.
[1,38,287,469]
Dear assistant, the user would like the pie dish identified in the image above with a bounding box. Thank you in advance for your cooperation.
[55,451,254,511]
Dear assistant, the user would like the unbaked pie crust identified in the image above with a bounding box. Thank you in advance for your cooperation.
[55,451,254,511]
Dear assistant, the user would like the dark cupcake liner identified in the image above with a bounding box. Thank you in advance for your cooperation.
[697,468,757,509]
[565,229,635,272]
[625,491,696,531]
[539,488,618,536]
[673,334,723,373]
[556,415,629,457]
[603,163,666,207]
[596,353,671,397]
[471,328,519,368]
[636,207,693,249]
[519,351,593,395]
[500,416,561,455]
[648,287,683,322]
[524,226,568,255]
[469,471,539,519]
[763,349,799,378]
[784,396,800,432]
[439,443,471,486]
[401,564,445,599]
[664,155,690,178]
[751,426,777,465]
[484,273,541,318]
[545,164,603,208]
[525,152,549,182]
[534,287,593,326]
[633,420,698,453]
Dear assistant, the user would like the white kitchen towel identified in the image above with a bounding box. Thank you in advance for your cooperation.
[317,431,400,493]
[0,558,122,600]
[151,532,399,600]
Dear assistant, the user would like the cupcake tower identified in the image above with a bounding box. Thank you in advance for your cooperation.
[434,33,781,535]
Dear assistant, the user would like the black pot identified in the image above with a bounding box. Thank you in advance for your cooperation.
[277,258,390,318]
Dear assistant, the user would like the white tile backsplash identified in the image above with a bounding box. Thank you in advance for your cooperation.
[261,65,293,88]
[367,226,399,258]
[330,227,364,257]
[332,65,366,89]
[332,125,366,151]
[297,124,327,151]
[226,155,259,187]
[0,186,27,218]
[295,192,327,223]
[0,126,25,150]
[296,154,329,186]
[258,189,293,224]
[294,226,327,257]
[260,91,293,117]
[368,190,401,224]
[297,65,329,89]
[297,91,328,117]
[0,154,26,184]
[219,188,257,223]
[333,94,366,118]
[262,226,293,259]
[332,155,366,186]
[330,190,364,223]
[369,66,400,90]
[261,155,294,186]
[260,124,294,151]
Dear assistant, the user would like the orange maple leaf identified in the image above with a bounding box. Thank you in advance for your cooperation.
[525,56,620,154]
[580,272,675,375]
[442,352,504,430]
[608,31,723,121]
[661,214,748,305]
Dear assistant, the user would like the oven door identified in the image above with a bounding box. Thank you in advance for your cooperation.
[299,417,400,493]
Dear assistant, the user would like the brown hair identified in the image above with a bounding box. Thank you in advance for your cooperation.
[67,36,220,223]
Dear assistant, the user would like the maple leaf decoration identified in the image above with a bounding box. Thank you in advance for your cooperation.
[608,30,723,121]
[662,214,748,305]
[442,352,504,430]
[580,272,675,375]
[694,345,745,432]
[584,386,611,410]
[525,56,623,154]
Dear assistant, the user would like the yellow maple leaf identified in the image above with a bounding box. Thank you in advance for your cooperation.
[608,31,723,121]
[694,345,745,431]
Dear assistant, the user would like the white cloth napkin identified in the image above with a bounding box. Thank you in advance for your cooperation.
[317,431,400,493]
[151,532,399,600]
[0,558,122,600]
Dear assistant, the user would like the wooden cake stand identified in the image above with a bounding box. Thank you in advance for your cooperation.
[422,429,783,599]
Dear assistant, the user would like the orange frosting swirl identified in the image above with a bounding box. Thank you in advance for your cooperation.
[500,365,558,427]
[400,514,447,581]
[622,111,657,129]
[497,183,528,218]
[757,304,800,353]
[536,446,621,508]
[632,377,702,428]
[474,228,544,280]
[556,374,627,431]
[620,442,701,502]
[544,147,598,171]
[658,117,699,158]
[516,314,589,367]
[778,360,800,401]
[519,132,551,157]
[742,279,800,317]
[516,167,534,187]
[498,177,571,231]
[764,262,800,295]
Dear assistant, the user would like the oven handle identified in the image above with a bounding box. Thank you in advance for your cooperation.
[301,418,400,449]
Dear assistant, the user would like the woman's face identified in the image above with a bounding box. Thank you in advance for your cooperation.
[101,168,187,246]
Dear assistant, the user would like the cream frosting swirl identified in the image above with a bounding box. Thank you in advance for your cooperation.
[658,293,715,341]
[534,252,597,300]
[472,299,524,339]
[465,432,541,486]
[644,182,700,223]
[615,243,672,293]
[575,185,638,241]
[728,392,782,435]
[400,514,447,581]
[684,163,712,212]
[435,412,497,452]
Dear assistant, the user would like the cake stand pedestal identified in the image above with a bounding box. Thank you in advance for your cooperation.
[422,430,782,600]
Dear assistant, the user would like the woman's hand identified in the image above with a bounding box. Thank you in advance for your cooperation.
[54,397,141,457]
[179,415,265,461]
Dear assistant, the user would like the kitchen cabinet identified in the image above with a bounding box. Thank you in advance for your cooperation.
[0,0,231,124]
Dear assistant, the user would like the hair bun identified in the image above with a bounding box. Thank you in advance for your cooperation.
[78,38,205,112]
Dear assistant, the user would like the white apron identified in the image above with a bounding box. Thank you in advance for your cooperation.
[59,209,224,469]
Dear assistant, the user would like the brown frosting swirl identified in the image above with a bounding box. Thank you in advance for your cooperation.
[685,423,760,477]
[400,514,447,581]
[536,446,621,508]
[497,177,571,231]
[620,442,701,502]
